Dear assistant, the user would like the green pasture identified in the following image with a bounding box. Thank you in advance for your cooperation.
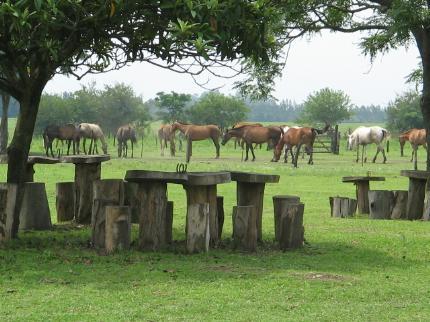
[1,120,429,321]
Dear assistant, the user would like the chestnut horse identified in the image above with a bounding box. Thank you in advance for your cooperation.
[408,128,427,170]
[221,125,283,161]
[171,121,221,163]
[158,124,176,156]
[43,124,80,157]
[399,128,418,157]
[232,122,263,149]
[272,124,330,167]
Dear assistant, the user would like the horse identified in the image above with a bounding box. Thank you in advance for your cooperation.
[221,125,282,161]
[78,123,108,155]
[408,128,427,170]
[232,122,263,149]
[347,126,389,165]
[399,128,418,157]
[171,121,221,163]
[158,124,176,156]
[272,124,330,167]
[116,124,137,158]
[43,124,80,157]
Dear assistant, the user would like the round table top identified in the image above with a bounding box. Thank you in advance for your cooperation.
[27,156,60,164]
[185,172,231,186]
[125,170,188,184]
[60,155,110,164]
[229,171,280,183]
[342,176,385,183]
[400,170,430,180]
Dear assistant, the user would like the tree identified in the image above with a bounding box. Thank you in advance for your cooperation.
[188,92,249,129]
[299,88,352,125]
[386,91,423,132]
[155,91,192,123]
[0,91,10,154]
[277,1,430,168]
[0,1,285,238]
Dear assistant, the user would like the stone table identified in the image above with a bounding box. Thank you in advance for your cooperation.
[61,155,110,224]
[183,172,231,247]
[26,156,60,182]
[230,171,280,242]
[125,170,187,250]
[342,176,385,214]
[400,170,430,220]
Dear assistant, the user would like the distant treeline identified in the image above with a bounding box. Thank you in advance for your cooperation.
[246,99,386,123]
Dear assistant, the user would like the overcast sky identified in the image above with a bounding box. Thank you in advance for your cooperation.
[44,31,420,107]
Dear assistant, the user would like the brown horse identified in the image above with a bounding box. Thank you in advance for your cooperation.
[408,128,427,170]
[232,122,263,149]
[221,125,282,161]
[272,124,330,167]
[158,124,176,156]
[399,128,417,157]
[43,124,80,157]
[116,124,137,158]
[171,121,221,163]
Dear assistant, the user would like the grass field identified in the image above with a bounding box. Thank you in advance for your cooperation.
[1,121,429,321]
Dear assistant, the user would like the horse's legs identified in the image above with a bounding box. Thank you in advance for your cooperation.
[118,141,122,157]
[186,139,192,163]
[400,141,405,157]
[372,144,382,163]
[361,145,365,166]
[131,140,134,158]
[413,145,418,170]
[284,146,289,163]
[356,145,359,163]
[250,143,256,161]
[308,144,314,165]
[212,137,220,158]
[294,144,302,167]
[244,143,249,161]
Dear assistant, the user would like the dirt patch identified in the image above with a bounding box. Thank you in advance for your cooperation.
[303,272,346,281]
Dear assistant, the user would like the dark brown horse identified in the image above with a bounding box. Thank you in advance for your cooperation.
[232,122,263,149]
[43,124,80,157]
[171,121,221,163]
[221,125,282,161]
[116,124,137,158]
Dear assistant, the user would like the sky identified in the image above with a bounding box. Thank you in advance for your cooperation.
[44,31,420,107]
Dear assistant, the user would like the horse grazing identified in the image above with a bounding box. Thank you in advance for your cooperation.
[116,124,137,158]
[43,124,80,157]
[347,126,389,165]
[399,128,418,157]
[272,125,330,167]
[221,125,283,161]
[158,124,176,156]
[408,128,427,170]
[78,123,108,155]
[171,121,221,163]
[232,122,263,149]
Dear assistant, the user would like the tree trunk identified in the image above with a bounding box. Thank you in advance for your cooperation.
[391,190,408,220]
[56,182,75,222]
[232,205,257,252]
[273,195,300,241]
[105,206,131,253]
[186,203,210,254]
[0,93,10,154]
[329,197,357,218]
[368,190,394,220]
[7,89,43,238]
[278,202,304,250]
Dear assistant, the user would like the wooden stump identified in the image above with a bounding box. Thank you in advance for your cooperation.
[329,197,357,218]
[391,190,408,220]
[137,182,169,251]
[279,202,304,250]
[124,182,140,224]
[0,183,17,242]
[166,201,173,244]
[216,196,224,239]
[18,183,52,230]
[105,206,131,253]
[186,203,210,253]
[355,181,370,214]
[56,182,75,222]
[406,178,426,220]
[75,163,101,224]
[273,195,300,241]
[232,205,257,252]
[423,180,430,221]
[237,182,265,241]
[184,185,219,247]
[91,179,125,249]
[368,190,394,220]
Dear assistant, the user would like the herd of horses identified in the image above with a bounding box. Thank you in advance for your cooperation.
[43,121,428,169]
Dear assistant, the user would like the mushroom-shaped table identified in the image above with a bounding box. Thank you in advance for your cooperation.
[342,176,385,214]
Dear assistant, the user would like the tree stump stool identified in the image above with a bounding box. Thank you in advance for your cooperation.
[232,205,257,252]
[186,203,210,253]
[125,170,187,251]
[105,206,131,253]
[61,155,110,224]
[0,183,18,241]
[368,190,394,219]
[342,176,385,214]
[273,195,300,241]
[56,182,75,222]
[91,179,125,249]
[278,202,304,250]
[391,190,408,220]
[216,196,224,239]
[183,172,231,247]
[230,171,280,242]
[401,170,430,220]
[329,197,357,218]
[19,182,52,230]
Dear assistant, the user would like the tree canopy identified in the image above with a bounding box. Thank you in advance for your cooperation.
[299,88,352,125]
[155,91,192,124]
[386,90,423,132]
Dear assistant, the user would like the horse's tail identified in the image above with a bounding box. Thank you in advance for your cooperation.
[382,129,390,152]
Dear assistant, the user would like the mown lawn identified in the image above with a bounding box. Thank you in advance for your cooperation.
[0,121,429,321]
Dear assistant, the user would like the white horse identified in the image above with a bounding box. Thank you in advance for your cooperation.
[347,126,389,165]
[78,123,108,155]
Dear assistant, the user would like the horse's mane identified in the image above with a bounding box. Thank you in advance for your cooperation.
[175,120,191,125]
